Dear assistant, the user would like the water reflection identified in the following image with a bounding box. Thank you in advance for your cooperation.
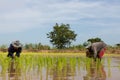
[0,56,120,80]
[8,60,21,80]
[41,58,76,80]
[84,61,106,80]
[50,62,76,80]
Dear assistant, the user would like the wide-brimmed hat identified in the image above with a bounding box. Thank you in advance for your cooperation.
[12,40,22,48]
[84,41,91,48]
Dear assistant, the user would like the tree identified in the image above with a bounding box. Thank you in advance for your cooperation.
[116,43,120,47]
[0,44,7,52]
[87,37,102,43]
[47,23,77,49]
[24,43,50,50]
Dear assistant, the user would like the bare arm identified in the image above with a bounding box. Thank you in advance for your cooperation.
[93,47,97,58]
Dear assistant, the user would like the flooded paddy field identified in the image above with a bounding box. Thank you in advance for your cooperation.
[0,53,120,80]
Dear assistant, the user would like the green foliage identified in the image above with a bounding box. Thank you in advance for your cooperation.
[24,43,50,51]
[0,44,7,52]
[69,44,85,50]
[47,23,77,49]
[116,43,120,47]
[87,37,102,43]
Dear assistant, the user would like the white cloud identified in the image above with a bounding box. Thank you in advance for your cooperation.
[0,0,120,33]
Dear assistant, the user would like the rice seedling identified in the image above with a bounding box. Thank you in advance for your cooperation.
[0,52,120,80]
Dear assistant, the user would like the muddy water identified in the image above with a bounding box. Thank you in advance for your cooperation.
[0,57,120,80]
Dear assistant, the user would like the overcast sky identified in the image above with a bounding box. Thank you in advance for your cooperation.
[0,0,120,46]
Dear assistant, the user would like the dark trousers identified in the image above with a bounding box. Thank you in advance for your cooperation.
[7,44,22,58]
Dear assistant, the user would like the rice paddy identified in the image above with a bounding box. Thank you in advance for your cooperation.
[0,52,120,80]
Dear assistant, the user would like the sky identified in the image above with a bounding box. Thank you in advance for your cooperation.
[0,0,120,46]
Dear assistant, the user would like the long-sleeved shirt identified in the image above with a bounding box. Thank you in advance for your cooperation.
[88,42,107,58]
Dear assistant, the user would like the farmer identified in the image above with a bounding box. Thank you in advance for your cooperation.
[84,41,107,61]
[7,40,22,58]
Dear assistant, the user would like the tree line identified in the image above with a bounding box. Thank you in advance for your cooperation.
[0,42,120,53]
[0,23,120,53]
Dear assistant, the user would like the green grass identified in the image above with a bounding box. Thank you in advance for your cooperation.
[0,52,120,79]
[1,52,120,57]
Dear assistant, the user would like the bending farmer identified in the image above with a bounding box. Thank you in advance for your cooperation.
[7,40,22,58]
[84,41,107,61]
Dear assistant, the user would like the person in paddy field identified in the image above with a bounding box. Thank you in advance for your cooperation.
[84,41,107,61]
[7,40,22,58]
